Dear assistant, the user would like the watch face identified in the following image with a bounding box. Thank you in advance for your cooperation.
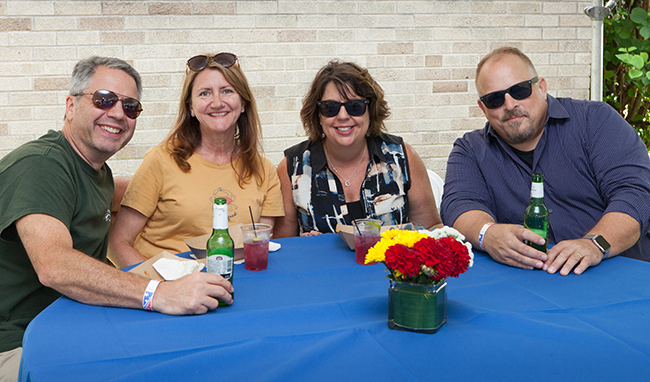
[594,235,611,251]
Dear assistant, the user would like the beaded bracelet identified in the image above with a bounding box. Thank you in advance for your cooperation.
[142,279,161,311]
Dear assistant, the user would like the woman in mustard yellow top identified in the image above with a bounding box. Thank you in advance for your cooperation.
[109,54,284,267]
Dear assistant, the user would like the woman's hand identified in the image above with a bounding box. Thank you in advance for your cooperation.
[300,230,322,237]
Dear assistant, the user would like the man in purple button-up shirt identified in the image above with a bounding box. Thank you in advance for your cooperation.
[441,47,650,276]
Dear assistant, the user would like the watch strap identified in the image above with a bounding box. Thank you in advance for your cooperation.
[582,234,610,259]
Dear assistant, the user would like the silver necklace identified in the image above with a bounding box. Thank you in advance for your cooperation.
[324,144,367,187]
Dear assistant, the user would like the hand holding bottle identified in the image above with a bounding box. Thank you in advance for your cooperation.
[146,272,234,315]
[480,222,548,269]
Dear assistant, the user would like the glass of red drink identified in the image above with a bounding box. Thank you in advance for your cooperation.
[241,223,272,271]
[352,218,382,265]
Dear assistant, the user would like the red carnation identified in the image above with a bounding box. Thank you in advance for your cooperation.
[412,237,442,268]
[428,242,455,280]
[385,244,420,277]
[436,236,471,278]
[412,237,452,280]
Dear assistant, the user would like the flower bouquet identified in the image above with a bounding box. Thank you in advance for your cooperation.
[365,226,473,333]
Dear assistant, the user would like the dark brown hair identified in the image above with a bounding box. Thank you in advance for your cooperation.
[300,60,390,141]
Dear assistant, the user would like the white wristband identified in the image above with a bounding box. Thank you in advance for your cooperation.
[478,223,495,251]
[142,280,161,311]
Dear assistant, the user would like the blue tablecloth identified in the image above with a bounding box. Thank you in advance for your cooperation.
[19,234,650,381]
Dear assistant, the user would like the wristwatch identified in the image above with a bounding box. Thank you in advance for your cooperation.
[583,234,611,259]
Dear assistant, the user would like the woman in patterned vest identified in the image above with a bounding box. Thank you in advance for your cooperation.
[274,60,442,237]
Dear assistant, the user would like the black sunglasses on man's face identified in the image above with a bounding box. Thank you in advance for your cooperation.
[479,77,538,109]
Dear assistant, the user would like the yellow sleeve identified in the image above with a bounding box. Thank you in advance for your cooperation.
[260,156,285,218]
[121,146,165,218]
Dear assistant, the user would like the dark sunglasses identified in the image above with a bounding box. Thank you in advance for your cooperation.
[187,53,238,71]
[76,89,142,119]
[317,99,369,118]
[479,77,539,109]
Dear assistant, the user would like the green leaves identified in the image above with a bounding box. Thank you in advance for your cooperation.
[641,26,650,39]
[629,69,644,79]
[614,47,649,81]
[619,27,632,39]
[603,2,650,148]
[615,48,645,69]
[630,7,648,24]
[630,7,650,39]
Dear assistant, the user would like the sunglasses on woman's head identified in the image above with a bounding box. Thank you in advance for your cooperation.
[317,99,369,118]
[76,89,143,119]
[187,53,238,71]
[479,77,539,109]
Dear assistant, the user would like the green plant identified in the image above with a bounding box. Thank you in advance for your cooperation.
[603,0,650,148]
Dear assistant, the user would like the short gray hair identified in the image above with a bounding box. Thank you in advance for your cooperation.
[69,56,142,99]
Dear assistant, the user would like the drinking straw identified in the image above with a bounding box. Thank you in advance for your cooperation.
[353,219,362,237]
[354,219,381,251]
[353,220,367,250]
[249,206,258,238]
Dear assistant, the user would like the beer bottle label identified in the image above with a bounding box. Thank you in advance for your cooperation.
[530,182,544,198]
[207,255,233,280]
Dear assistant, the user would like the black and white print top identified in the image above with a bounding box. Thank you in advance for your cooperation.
[283,133,411,234]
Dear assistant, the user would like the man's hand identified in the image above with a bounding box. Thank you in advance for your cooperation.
[153,272,234,315]
[482,224,548,269]
[544,239,603,276]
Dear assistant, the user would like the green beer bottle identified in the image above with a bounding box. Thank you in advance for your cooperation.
[206,197,234,307]
[524,173,549,253]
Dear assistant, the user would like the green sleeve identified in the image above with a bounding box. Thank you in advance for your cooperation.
[0,155,77,239]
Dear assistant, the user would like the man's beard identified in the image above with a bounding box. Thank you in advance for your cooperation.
[501,109,538,144]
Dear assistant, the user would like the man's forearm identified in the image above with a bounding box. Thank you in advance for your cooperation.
[34,245,147,309]
[453,210,496,249]
[18,213,147,309]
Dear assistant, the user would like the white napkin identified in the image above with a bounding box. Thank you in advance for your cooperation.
[153,258,205,281]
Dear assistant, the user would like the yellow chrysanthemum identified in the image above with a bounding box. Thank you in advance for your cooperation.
[365,237,392,263]
[392,230,428,247]
[381,229,401,240]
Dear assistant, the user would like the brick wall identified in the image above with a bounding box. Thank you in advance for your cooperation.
[0,0,593,178]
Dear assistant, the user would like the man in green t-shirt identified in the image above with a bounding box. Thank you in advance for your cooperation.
[0,57,234,381]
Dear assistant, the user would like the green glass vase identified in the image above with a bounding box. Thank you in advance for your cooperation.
[388,279,447,333]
